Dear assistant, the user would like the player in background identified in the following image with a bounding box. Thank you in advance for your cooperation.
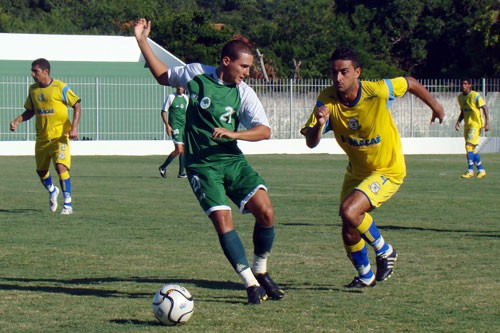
[10,58,81,215]
[455,79,490,178]
[301,47,444,289]
[134,18,284,304]
[159,86,189,179]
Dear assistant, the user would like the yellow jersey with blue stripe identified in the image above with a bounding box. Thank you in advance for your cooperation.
[24,79,80,142]
[457,90,485,129]
[301,78,409,180]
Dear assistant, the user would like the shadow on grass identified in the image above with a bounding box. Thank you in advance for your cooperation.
[0,276,243,299]
[282,222,499,237]
[381,225,500,237]
[0,208,41,214]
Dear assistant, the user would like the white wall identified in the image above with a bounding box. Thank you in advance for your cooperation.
[1,137,498,156]
[0,33,185,68]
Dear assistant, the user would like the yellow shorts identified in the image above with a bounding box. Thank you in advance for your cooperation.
[340,172,403,208]
[35,136,71,171]
[464,127,481,146]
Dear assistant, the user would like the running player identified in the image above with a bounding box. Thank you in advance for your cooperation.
[10,58,81,215]
[134,18,284,304]
[159,86,189,179]
[301,47,444,288]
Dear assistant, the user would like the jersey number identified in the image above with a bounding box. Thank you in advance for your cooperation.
[219,107,236,124]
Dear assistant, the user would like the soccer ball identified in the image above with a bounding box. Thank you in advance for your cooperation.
[152,284,194,326]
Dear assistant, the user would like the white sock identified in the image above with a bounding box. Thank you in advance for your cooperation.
[239,267,259,288]
[252,254,268,275]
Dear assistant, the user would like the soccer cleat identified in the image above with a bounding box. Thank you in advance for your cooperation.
[375,247,398,282]
[255,273,285,300]
[159,167,167,178]
[246,285,268,305]
[60,205,73,215]
[49,187,60,213]
[177,174,187,178]
[461,171,474,179]
[477,170,486,178]
[344,276,376,289]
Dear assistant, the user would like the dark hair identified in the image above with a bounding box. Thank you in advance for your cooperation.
[461,78,472,84]
[32,58,51,73]
[330,47,361,69]
[221,39,253,61]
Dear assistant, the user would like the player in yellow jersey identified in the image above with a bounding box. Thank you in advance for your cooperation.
[10,58,81,215]
[301,47,444,288]
[455,79,490,179]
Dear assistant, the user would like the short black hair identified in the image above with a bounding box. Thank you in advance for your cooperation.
[460,78,472,84]
[32,58,51,73]
[221,39,253,61]
[330,47,361,69]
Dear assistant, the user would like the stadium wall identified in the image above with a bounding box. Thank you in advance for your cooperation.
[1,137,499,156]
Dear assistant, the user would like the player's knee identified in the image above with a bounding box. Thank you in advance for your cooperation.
[339,202,357,224]
[255,205,274,227]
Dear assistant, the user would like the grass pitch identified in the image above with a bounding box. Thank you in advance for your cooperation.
[1,154,499,332]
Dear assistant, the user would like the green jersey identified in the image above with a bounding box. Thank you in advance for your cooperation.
[162,92,189,130]
[168,63,270,167]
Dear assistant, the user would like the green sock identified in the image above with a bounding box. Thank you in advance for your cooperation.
[218,230,250,273]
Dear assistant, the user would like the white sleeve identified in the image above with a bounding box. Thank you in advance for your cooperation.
[167,63,213,89]
[238,83,270,129]
[162,94,175,111]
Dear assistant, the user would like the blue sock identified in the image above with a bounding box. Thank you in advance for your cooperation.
[467,151,474,172]
[346,239,374,282]
[474,152,484,172]
[59,171,72,207]
[357,214,390,255]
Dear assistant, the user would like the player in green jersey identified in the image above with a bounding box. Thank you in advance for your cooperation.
[135,18,284,304]
[159,86,189,179]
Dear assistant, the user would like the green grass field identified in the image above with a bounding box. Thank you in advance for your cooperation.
[1,154,499,332]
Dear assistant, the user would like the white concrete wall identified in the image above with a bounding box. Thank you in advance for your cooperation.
[1,137,498,156]
[0,33,185,68]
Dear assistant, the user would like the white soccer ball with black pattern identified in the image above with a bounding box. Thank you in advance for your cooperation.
[152,284,194,326]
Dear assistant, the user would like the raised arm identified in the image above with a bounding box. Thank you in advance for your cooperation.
[134,18,170,86]
[407,77,445,124]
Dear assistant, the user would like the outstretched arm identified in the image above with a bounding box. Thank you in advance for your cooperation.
[407,77,445,124]
[134,18,170,86]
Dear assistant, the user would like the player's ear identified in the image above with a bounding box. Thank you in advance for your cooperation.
[221,56,231,67]
[354,67,361,79]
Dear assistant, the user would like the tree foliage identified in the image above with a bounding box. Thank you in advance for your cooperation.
[0,0,498,78]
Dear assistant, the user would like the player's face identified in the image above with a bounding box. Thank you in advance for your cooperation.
[330,59,361,93]
[222,52,253,85]
[31,65,49,84]
[461,81,472,94]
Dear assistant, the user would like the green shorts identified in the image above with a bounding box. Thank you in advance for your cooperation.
[171,127,184,145]
[186,157,267,215]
